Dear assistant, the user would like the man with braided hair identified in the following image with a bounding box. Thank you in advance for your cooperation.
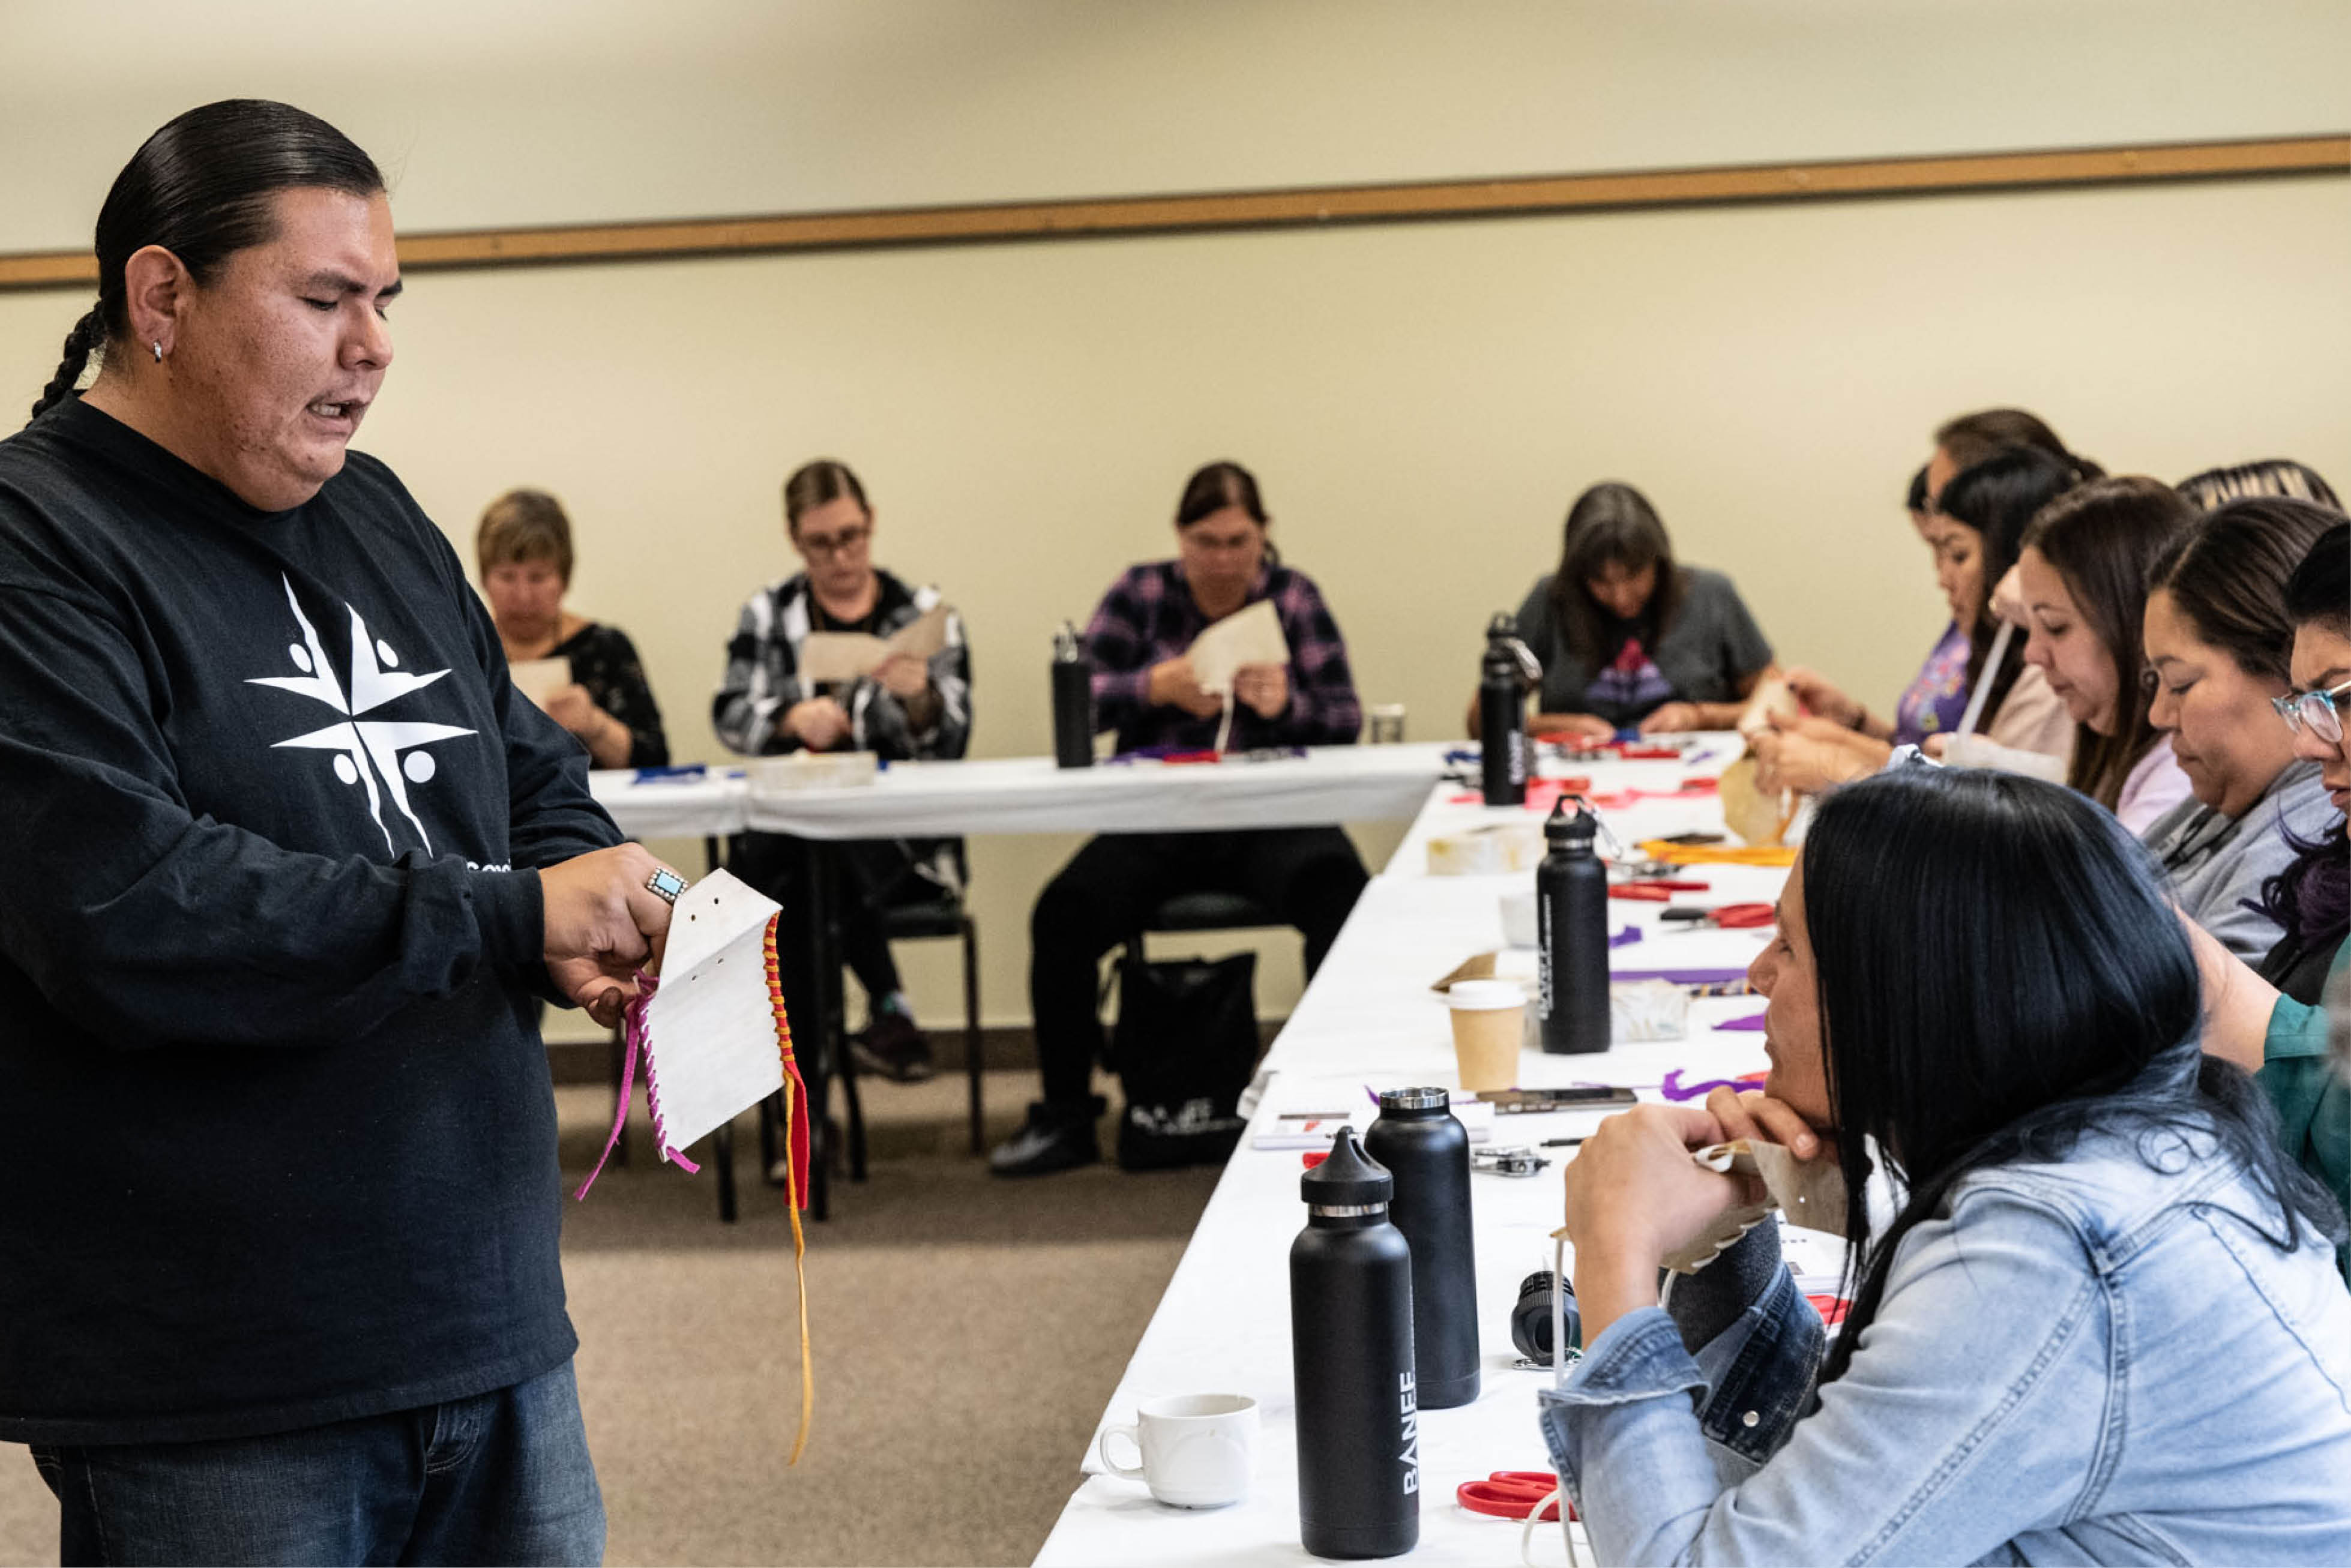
[0,100,675,1564]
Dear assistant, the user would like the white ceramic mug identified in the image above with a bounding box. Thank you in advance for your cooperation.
[1097,1393,1258,1509]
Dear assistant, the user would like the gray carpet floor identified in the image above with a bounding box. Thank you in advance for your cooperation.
[0,1074,1218,1567]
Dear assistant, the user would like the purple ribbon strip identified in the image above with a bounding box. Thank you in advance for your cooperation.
[1660,1068,1771,1102]
[574,972,700,1202]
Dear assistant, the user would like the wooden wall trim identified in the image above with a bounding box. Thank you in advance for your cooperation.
[2,134,2343,290]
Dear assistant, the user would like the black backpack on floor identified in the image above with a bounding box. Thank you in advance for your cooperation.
[1109,951,1260,1171]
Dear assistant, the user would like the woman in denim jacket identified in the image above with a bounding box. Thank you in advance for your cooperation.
[1546,765,2351,1565]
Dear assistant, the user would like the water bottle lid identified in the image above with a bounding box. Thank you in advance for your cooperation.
[1301,1126,1392,1206]
[1545,794,1597,845]
[1376,1086,1450,1113]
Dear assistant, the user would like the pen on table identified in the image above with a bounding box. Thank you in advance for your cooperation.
[1540,1137,1589,1148]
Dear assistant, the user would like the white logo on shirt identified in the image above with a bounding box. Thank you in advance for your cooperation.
[246,575,478,855]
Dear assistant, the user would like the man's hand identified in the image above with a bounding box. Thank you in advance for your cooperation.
[1147,657,1225,718]
[1531,711,1615,740]
[873,653,930,700]
[1233,662,1288,720]
[540,844,678,1029]
[1639,701,1702,734]
[786,697,852,751]
[541,683,601,738]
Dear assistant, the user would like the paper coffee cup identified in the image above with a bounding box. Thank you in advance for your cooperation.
[1446,979,1525,1093]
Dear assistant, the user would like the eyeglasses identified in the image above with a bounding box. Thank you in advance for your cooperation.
[797,523,870,561]
[2272,677,2351,745]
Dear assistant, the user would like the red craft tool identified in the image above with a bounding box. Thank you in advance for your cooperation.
[1457,1471,1575,1522]
[1660,902,1777,930]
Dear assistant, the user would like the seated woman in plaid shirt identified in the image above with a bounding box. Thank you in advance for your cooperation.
[991,460,1368,1177]
[713,459,972,1084]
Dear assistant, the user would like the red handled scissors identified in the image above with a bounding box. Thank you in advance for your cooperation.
[1660,902,1777,930]
[1457,1470,1574,1522]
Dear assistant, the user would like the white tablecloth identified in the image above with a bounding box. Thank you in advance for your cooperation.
[588,769,749,841]
[588,743,1456,844]
[743,744,1458,839]
[1037,736,1805,1566]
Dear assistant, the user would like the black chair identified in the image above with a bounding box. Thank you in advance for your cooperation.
[1129,890,1284,961]
[876,887,986,1153]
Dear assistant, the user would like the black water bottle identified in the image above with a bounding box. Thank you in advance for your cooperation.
[1364,1087,1480,1411]
[1478,613,1528,807]
[1050,621,1092,769]
[1290,1128,1419,1560]
[1537,796,1612,1054]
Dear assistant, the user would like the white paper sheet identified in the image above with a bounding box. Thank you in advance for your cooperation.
[509,656,572,704]
[1186,600,1288,694]
[640,870,788,1153]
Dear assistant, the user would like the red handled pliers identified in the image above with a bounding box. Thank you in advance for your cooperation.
[1661,902,1777,930]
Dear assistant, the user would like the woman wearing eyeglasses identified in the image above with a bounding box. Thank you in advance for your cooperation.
[714,459,972,1083]
[2184,519,2348,1281]
[2139,499,2339,962]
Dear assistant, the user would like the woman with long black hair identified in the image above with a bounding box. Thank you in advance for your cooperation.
[1500,481,1777,738]
[1545,764,2350,1563]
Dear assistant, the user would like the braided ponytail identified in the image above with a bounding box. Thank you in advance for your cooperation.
[28,308,106,425]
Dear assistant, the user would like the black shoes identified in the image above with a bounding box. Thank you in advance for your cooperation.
[989,1098,1106,1177]
[850,1010,935,1083]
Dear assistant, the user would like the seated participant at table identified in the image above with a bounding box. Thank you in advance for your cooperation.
[1769,446,2080,790]
[992,460,1365,1177]
[714,459,972,1082]
[2014,476,2198,832]
[1922,403,2099,500]
[2178,457,2340,512]
[1546,765,2351,1563]
[2187,523,2350,1278]
[2142,497,2338,961]
[1500,481,1776,738]
[478,488,669,769]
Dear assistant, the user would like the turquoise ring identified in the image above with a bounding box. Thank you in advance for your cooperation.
[645,867,688,905]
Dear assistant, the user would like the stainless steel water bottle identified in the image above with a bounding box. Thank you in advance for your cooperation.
[1363,1087,1480,1411]
[1537,796,1612,1055]
[1478,613,1529,807]
[1051,621,1092,769]
[1290,1128,1419,1559]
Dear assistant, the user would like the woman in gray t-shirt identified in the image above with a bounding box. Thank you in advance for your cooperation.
[1507,481,1777,736]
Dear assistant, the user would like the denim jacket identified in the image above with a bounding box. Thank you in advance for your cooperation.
[1540,1128,2351,1565]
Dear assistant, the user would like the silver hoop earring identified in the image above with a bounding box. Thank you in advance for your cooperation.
[151,341,163,363]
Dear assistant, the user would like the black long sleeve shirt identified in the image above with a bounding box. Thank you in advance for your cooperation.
[0,398,620,1443]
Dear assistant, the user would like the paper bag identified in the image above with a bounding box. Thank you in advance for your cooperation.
[637,870,791,1152]
[798,601,954,685]
[1187,600,1288,694]
[1657,1138,1849,1274]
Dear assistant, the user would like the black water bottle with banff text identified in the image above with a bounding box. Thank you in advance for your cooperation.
[1290,1129,1420,1559]
[1051,621,1093,769]
[1364,1087,1480,1410]
[1537,796,1612,1054]
[1478,613,1528,807]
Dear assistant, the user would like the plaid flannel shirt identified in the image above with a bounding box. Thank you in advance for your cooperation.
[1084,559,1361,754]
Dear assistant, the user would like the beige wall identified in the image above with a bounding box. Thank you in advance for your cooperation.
[3,4,2347,1033]
[2,1,2347,247]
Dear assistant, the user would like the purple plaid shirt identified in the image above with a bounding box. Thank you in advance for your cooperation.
[1084,559,1361,753]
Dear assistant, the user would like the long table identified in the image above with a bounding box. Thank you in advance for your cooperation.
[585,743,1461,1218]
[588,743,1459,843]
[1035,740,1814,1564]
